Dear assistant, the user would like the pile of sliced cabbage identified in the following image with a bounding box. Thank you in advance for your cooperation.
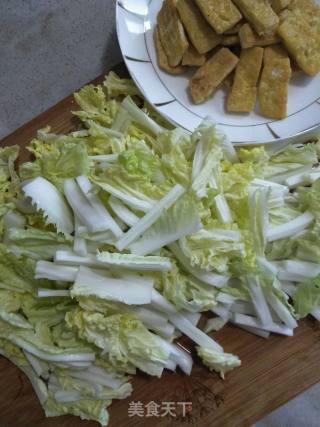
[0,72,320,425]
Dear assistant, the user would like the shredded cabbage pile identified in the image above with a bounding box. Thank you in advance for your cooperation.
[0,72,319,425]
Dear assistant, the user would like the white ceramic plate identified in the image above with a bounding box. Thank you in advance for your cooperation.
[116,0,320,145]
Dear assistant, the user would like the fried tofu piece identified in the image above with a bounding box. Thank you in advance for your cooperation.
[157,0,189,67]
[263,44,288,63]
[288,0,316,11]
[278,1,320,75]
[154,27,186,75]
[190,48,239,104]
[176,0,221,54]
[258,57,292,119]
[278,8,290,21]
[291,60,303,74]
[222,35,240,46]
[271,0,291,13]
[224,20,245,35]
[223,73,235,89]
[194,0,242,34]
[227,47,264,113]
[233,0,280,35]
[239,23,280,48]
[263,44,304,80]
[182,46,206,66]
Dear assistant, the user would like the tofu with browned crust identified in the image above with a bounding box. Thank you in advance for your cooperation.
[224,20,245,35]
[194,0,242,34]
[223,73,235,89]
[182,46,206,67]
[177,0,221,54]
[222,35,240,46]
[271,0,291,13]
[190,48,239,104]
[288,0,316,11]
[278,8,290,21]
[227,47,264,113]
[239,23,280,48]
[233,0,280,35]
[278,0,320,75]
[258,55,291,119]
[157,0,189,67]
[154,26,186,75]
[263,44,288,63]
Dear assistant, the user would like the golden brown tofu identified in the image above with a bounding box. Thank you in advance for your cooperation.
[239,23,280,48]
[278,1,320,75]
[157,0,189,67]
[194,0,242,34]
[190,48,239,104]
[223,73,235,89]
[182,46,206,66]
[224,20,245,35]
[154,26,186,75]
[278,8,290,21]
[227,47,264,113]
[176,0,221,54]
[233,0,280,35]
[258,57,292,119]
[222,35,240,46]
[264,42,304,73]
[288,0,317,11]
[291,60,303,74]
[271,0,291,13]
[263,44,288,64]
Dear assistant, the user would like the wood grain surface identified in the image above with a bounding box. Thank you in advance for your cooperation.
[1,65,320,427]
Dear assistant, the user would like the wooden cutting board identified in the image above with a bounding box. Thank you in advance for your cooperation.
[1,65,320,427]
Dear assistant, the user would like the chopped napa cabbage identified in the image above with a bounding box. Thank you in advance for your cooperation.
[97,252,172,271]
[159,257,218,312]
[73,84,119,127]
[6,227,71,260]
[23,177,74,236]
[196,347,241,379]
[20,133,92,191]
[116,184,185,251]
[66,309,170,377]
[191,118,224,199]
[0,145,20,202]
[267,212,314,242]
[293,276,320,319]
[178,227,244,274]
[71,266,154,305]
[297,179,320,222]
[104,71,141,99]
[129,193,202,255]
[44,394,110,426]
[0,244,44,293]
[0,338,49,404]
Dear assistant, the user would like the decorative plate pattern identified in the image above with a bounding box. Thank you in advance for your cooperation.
[116,0,320,145]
